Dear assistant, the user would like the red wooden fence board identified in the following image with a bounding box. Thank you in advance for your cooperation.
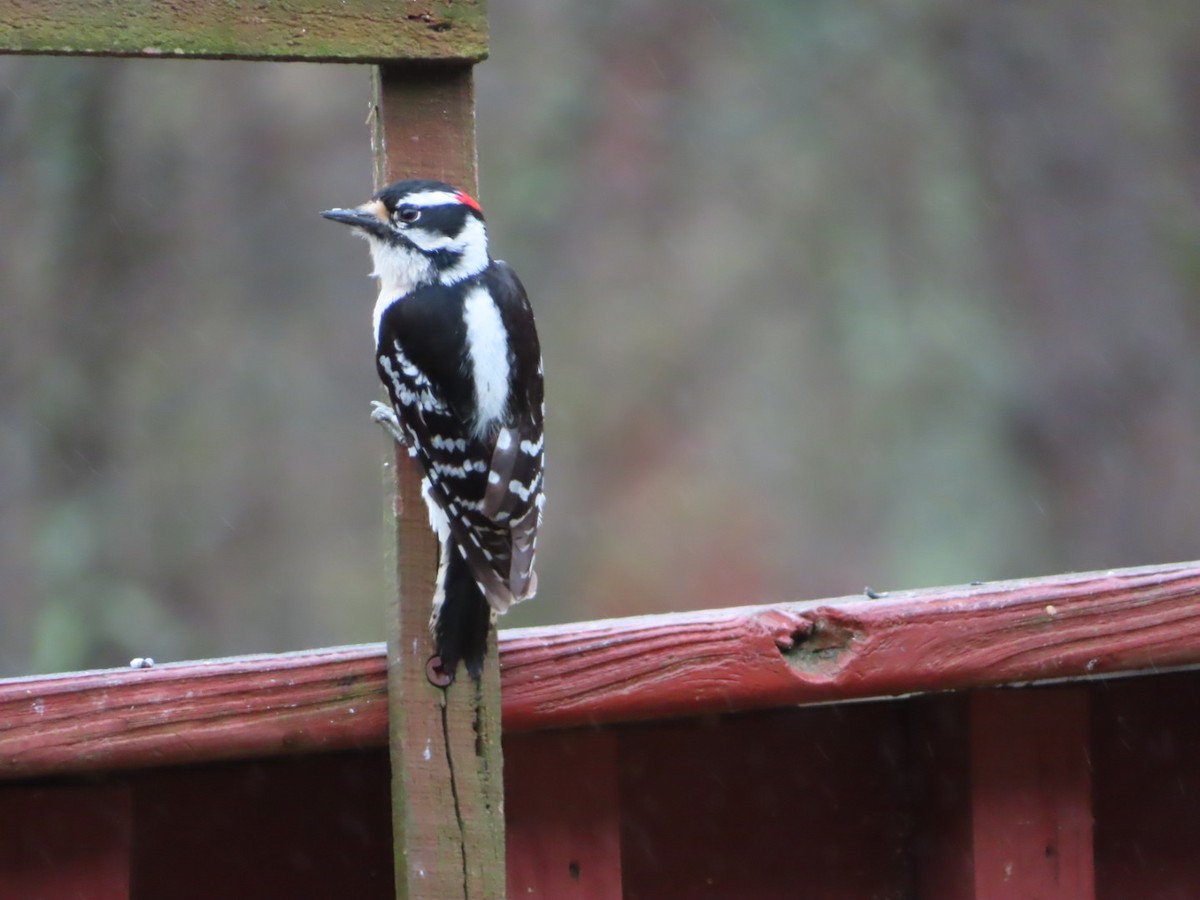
[130,751,393,900]
[0,784,131,900]
[910,696,976,899]
[506,730,623,898]
[5,679,1200,896]
[1092,673,1200,900]
[618,704,912,900]
[2,561,1200,897]
[969,689,1095,900]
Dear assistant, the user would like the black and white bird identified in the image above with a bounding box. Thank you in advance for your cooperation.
[321,179,544,681]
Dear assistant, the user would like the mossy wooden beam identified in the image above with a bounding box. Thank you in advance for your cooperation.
[0,0,487,63]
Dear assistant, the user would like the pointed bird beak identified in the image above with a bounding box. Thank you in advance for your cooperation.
[320,207,381,228]
[320,200,391,237]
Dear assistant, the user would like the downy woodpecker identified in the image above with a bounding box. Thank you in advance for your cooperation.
[322,180,545,681]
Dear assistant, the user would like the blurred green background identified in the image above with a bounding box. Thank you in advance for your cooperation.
[2,2,1199,676]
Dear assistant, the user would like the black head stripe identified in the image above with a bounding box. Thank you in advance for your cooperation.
[413,204,473,237]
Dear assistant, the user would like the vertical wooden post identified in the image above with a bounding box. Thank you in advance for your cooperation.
[969,689,1094,900]
[372,64,506,900]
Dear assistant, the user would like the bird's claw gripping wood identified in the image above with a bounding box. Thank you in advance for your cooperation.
[370,400,407,445]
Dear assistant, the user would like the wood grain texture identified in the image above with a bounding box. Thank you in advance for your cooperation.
[0,646,386,779]
[374,63,505,900]
[3,561,1200,781]
[970,689,1095,900]
[500,559,1200,732]
[0,0,486,62]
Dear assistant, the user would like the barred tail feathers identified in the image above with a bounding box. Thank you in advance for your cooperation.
[431,537,492,681]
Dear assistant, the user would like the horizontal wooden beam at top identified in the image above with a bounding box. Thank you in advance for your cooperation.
[2,559,1200,780]
[0,0,487,63]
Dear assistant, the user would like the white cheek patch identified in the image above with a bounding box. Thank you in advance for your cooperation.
[402,217,489,286]
[406,227,456,251]
[439,217,489,285]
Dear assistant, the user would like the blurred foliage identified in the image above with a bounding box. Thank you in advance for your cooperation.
[1,0,1199,675]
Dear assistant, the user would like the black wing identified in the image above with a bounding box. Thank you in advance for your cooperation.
[376,264,544,610]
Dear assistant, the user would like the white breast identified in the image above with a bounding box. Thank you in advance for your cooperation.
[462,285,511,437]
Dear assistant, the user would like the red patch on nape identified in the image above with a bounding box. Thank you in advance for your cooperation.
[455,190,483,214]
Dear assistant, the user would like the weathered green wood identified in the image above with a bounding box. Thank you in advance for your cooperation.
[374,64,506,900]
[0,0,487,63]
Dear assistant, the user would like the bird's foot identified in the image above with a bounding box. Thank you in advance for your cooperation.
[370,401,407,445]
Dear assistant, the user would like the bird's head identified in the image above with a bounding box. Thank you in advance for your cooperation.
[322,179,489,293]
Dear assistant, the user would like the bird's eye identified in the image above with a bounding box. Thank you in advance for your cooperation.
[397,206,421,224]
